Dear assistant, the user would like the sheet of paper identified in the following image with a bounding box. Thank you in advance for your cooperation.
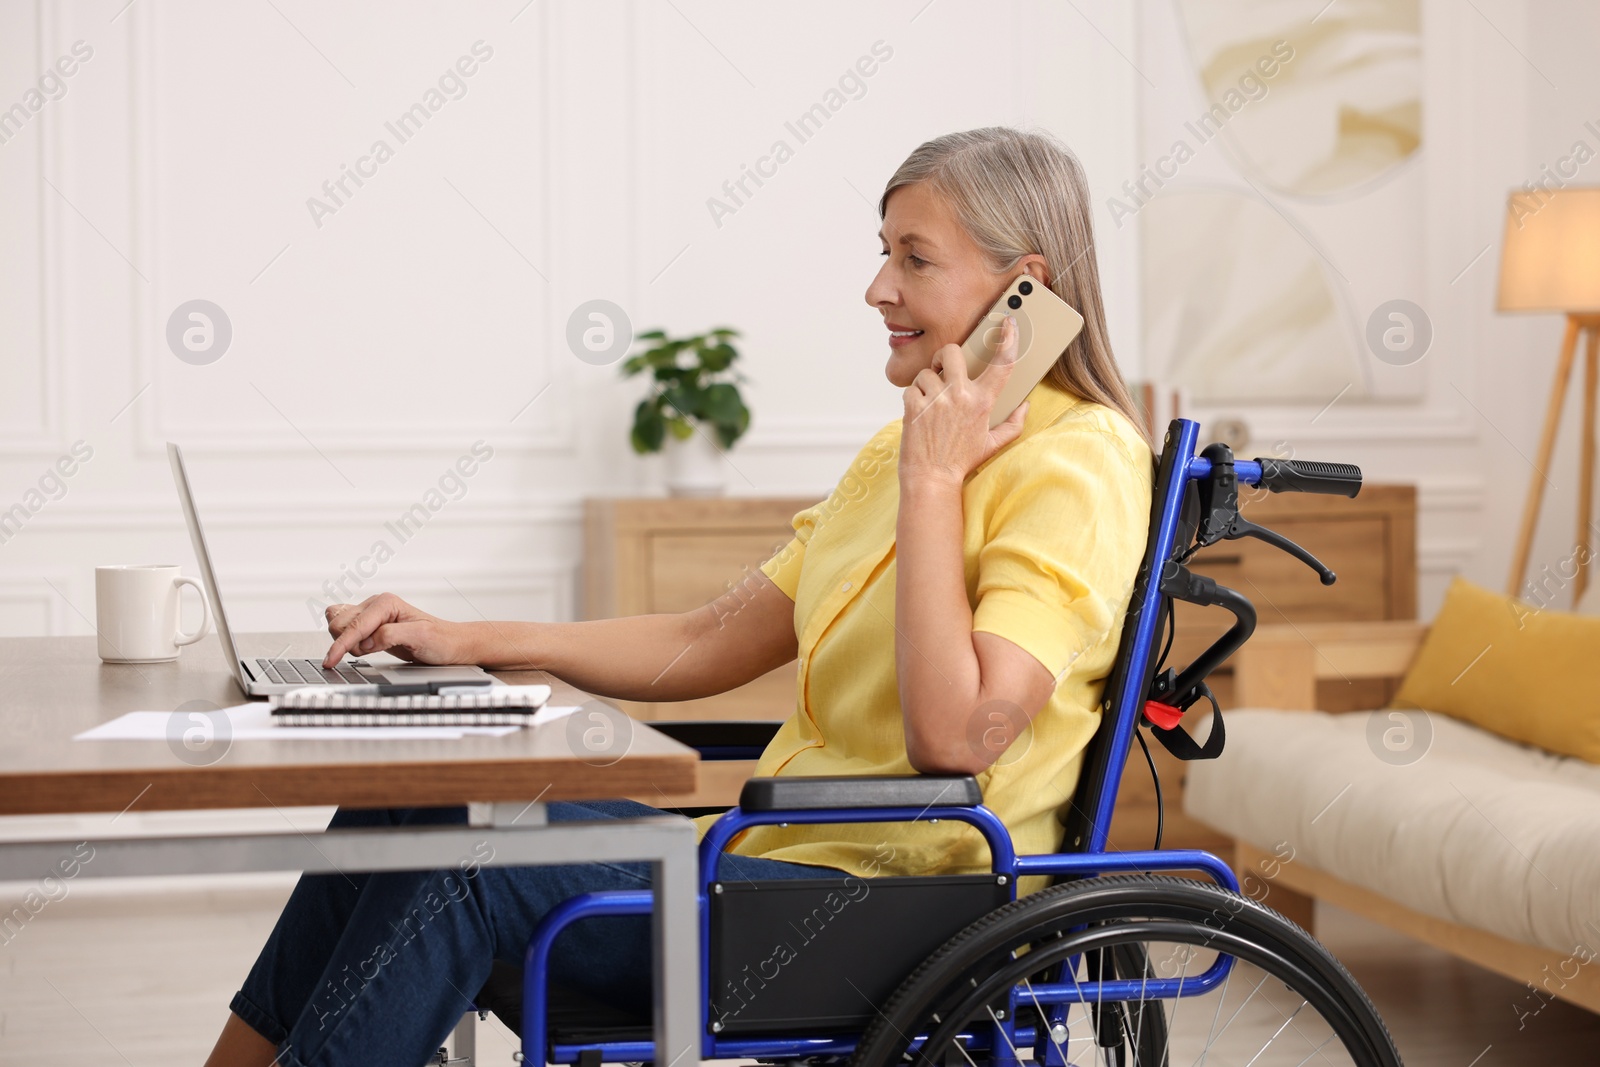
[75,702,583,742]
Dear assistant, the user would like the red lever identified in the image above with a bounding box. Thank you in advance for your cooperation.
[1143,700,1184,731]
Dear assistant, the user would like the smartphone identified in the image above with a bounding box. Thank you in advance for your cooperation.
[958,273,1086,428]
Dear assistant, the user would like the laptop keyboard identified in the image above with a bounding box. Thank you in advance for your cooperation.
[256,658,384,685]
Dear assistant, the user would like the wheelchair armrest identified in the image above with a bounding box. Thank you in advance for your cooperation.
[739,774,982,812]
[647,720,780,760]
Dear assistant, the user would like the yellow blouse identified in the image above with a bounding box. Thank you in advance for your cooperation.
[694,378,1154,887]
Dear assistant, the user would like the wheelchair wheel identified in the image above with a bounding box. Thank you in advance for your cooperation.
[848,874,1400,1067]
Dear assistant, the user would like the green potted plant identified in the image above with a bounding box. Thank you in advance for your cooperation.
[621,326,750,496]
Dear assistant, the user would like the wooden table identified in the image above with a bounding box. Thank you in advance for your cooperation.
[0,631,703,1065]
[0,631,698,814]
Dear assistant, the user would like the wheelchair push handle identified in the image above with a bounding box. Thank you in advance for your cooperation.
[1144,436,1366,740]
[1253,457,1363,498]
[1190,445,1364,587]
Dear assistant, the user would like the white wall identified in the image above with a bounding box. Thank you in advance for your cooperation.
[1479,1,1600,612]
[1412,0,1600,614]
[2,0,1593,883]
[6,0,1592,642]
[0,0,1139,639]
[1129,0,1600,619]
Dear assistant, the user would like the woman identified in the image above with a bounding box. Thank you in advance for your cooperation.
[205,126,1155,1067]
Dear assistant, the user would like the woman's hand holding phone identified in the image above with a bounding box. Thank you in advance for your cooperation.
[899,314,1029,487]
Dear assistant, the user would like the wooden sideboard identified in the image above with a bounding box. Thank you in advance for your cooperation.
[587,486,1417,854]
[583,497,819,723]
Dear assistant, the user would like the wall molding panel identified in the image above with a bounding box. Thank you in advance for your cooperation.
[0,0,69,456]
[126,1,574,459]
[5,498,582,531]
[6,0,1514,646]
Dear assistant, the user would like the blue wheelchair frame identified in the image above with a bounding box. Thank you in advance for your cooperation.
[515,417,1335,1064]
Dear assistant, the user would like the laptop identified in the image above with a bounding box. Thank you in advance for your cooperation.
[167,442,498,698]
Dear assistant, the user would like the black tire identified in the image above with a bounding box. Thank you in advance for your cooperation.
[847,875,1400,1067]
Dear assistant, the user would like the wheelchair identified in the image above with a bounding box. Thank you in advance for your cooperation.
[461,417,1400,1066]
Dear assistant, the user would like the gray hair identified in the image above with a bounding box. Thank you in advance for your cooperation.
[878,126,1155,454]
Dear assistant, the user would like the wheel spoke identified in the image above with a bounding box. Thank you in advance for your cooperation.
[1291,1032,1340,1067]
[1200,972,1272,1061]
[1061,948,1112,1067]
[1021,978,1071,1067]
[1164,943,1192,1059]
[1242,997,1307,1067]
[985,1003,1023,1062]
[1094,949,1107,1063]
[1258,986,1347,1067]
[1191,957,1235,1067]
[1129,946,1153,1066]
[950,1032,982,1067]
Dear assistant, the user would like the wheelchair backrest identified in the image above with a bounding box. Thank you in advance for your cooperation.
[1058,419,1202,854]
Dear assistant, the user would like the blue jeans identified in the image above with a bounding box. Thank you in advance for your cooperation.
[231,799,843,1067]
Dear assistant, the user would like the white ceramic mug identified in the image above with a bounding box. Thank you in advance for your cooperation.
[94,564,211,663]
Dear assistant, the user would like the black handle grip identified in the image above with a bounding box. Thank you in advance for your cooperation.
[1255,458,1363,498]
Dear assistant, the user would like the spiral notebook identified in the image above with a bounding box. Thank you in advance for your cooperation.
[269,684,552,726]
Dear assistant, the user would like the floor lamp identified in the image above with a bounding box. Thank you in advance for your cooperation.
[1498,187,1600,606]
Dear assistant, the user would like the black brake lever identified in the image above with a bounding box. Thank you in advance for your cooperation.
[1195,443,1338,586]
[1223,516,1337,586]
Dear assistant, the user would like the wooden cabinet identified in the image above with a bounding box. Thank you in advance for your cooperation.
[1165,483,1416,706]
[583,497,818,722]
[587,486,1417,853]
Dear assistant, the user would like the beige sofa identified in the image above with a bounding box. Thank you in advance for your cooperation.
[1184,620,1600,1015]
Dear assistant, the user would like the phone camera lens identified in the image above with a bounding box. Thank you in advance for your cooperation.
[1018,280,1033,296]
[1007,295,1023,309]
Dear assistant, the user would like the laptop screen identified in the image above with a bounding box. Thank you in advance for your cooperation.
[166,442,250,689]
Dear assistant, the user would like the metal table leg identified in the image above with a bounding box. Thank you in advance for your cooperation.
[0,808,702,1067]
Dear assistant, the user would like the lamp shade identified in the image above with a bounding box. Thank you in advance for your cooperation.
[1497,187,1600,313]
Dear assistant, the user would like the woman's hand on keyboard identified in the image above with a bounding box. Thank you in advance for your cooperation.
[320,593,472,668]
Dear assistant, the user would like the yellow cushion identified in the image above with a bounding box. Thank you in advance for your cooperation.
[1389,575,1600,763]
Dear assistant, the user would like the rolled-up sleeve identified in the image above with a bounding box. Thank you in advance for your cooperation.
[971,426,1150,679]
[759,502,824,602]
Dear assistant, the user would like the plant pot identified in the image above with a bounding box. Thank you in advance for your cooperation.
[663,431,728,497]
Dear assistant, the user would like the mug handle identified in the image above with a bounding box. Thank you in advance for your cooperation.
[172,576,212,647]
